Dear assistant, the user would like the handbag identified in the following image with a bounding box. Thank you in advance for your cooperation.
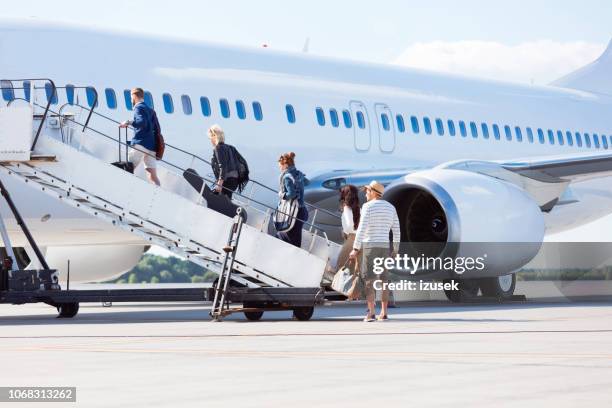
[152,111,165,160]
[346,258,362,300]
[331,260,358,296]
[274,197,299,233]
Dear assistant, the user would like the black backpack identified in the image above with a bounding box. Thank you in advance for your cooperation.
[229,145,250,192]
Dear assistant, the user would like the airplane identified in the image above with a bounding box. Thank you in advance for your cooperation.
[1,19,612,302]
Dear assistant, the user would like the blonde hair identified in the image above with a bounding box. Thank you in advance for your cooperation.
[278,152,296,167]
[208,124,225,144]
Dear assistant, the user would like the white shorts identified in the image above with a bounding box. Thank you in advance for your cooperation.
[128,144,157,170]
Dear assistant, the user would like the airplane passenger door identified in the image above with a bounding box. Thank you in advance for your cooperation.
[375,103,395,153]
[349,100,371,151]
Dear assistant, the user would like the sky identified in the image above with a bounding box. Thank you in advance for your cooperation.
[2,0,611,84]
[2,0,611,253]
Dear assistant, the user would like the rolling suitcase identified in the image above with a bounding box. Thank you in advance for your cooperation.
[183,168,247,221]
[111,127,134,173]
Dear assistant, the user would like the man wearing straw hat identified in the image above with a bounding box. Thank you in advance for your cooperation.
[349,181,400,322]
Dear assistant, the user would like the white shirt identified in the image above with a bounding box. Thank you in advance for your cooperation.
[341,206,356,235]
[353,199,400,251]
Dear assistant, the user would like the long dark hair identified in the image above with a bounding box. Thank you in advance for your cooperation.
[339,185,360,230]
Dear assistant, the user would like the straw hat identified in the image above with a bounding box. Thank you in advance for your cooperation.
[361,180,384,196]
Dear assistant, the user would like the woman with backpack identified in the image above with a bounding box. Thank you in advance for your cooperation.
[276,152,308,248]
[208,124,248,200]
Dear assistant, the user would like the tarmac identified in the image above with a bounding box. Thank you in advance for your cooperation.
[1,298,612,407]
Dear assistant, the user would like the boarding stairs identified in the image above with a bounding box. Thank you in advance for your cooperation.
[0,80,340,290]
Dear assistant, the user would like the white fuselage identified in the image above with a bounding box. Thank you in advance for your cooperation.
[1,20,611,280]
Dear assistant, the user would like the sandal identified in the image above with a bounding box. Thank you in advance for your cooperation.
[377,314,388,321]
[363,313,376,322]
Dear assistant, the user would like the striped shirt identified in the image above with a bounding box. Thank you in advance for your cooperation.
[353,199,400,251]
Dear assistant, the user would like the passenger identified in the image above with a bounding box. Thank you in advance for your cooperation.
[208,124,241,200]
[336,184,361,271]
[276,152,308,248]
[349,181,400,322]
[119,88,161,186]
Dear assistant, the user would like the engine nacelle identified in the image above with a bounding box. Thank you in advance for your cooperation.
[384,168,545,278]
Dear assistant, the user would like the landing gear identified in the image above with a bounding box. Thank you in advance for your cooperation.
[479,274,516,300]
[292,307,314,321]
[443,279,480,303]
[56,302,79,318]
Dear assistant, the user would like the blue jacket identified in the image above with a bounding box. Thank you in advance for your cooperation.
[280,166,306,208]
[130,102,157,151]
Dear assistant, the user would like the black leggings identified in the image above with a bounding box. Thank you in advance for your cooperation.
[220,177,239,199]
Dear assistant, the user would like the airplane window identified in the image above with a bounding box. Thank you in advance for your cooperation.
[447,120,456,136]
[286,104,296,124]
[459,121,467,137]
[65,84,75,105]
[515,127,523,142]
[526,127,534,143]
[342,110,352,128]
[46,83,58,105]
[537,128,545,144]
[105,88,117,110]
[22,81,31,102]
[547,130,555,145]
[252,101,263,121]
[235,100,245,119]
[410,116,419,133]
[330,109,340,128]
[200,97,211,116]
[575,132,582,147]
[584,133,591,148]
[124,90,133,110]
[381,113,390,131]
[481,123,489,139]
[435,118,444,135]
[493,124,500,140]
[504,125,512,141]
[423,117,432,134]
[602,135,608,149]
[566,131,573,146]
[1,80,14,101]
[85,86,97,107]
[342,109,353,129]
[144,91,154,109]
[557,130,564,146]
[316,107,325,126]
[470,121,478,138]
[182,95,193,115]
[593,134,600,148]
[396,115,405,132]
[220,99,230,118]
[162,93,174,114]
[356,111,365,129]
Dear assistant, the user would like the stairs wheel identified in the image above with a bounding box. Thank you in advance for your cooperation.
[292,307,314,321]
[56,302,79,318]
[243,301,264,321]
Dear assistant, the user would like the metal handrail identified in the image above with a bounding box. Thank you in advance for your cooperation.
[69,102,342,222]
[32,102,330,241]
[1,78,56,151]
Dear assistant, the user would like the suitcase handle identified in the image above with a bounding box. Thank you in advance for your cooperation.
[117,126,129,163]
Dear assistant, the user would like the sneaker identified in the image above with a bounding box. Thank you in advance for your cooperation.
[377,315,389,321]
[363,314,376,322]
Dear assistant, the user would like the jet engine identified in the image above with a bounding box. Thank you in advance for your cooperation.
[384,168,545,279]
